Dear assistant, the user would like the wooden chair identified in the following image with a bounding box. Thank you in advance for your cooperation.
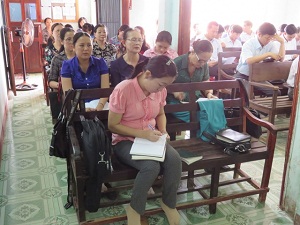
[248,61,293,130]
[217,51,241,98]
[217,51,241,80]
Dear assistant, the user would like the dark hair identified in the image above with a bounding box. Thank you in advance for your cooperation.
[65,24,73,29]
[60,27,75,41]
[131,55,177,79]
[73,32,91,45]
[78,17,87,29]
[122,28,135,41]
[231,25,243,34]
[156,31,172,45]
[279,23,287,32]
[82,23,94,36]
[94,24,107,33]
[285,24,297,35]
[218,25,225,34]
[58,27,75,53]
[51,23,63,32]
[118,24,130,34]
[192,39,213,54]
[297,26,300,33]
[44,17,52,24]
[258,22,276,35]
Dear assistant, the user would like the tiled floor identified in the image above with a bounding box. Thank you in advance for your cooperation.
[0,74,294,225]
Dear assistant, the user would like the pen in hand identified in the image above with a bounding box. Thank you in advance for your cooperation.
[148,124,155,130]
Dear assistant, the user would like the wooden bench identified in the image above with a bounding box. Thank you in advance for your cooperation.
[66,80,278,224]
[248,61,294,129]
[218,51,241,80]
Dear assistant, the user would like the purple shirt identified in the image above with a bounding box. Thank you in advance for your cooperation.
[61,56,108,89]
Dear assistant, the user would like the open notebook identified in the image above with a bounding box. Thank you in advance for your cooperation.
[130,134,167,162]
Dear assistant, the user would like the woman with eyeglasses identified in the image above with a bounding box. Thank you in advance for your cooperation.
[92,24,117,67]
[108,55,181,225]
[48,27,75,90]
[61,32,110,111]
[110,28,148,87]
[167,39,218,122]
[48,27,75,121]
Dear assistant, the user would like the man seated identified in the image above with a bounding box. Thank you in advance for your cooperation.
[198,21,223,80]
[286,56,299,100]
[222,24,243,48]
[276,24,298,61]
[240,20,256,43]
[234,22,285,97]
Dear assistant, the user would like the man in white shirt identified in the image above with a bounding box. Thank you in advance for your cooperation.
[222,25,243,48]
[235,22,285,96]
[199,21,223,80]
[286,56,299,100]
[279,24,298,61]
[240,20,256,43]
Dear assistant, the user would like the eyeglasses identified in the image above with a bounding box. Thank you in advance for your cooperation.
[126,38,143,43]
[64,37,73,43]
[195,52,208,64]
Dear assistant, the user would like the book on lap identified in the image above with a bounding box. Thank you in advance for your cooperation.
[130,134,167,161]
[177,149,203,165]
[216,128,250,143]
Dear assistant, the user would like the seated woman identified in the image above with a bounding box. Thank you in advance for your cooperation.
[108,55,182,225]
[45,23,64,73]
[92,24,117,67]
[82,22,95,39]
[48,27,75,120]
[48,27,75,90]
[167,39,218,122]
[110,28,148,87]
[134,26,150,54]
[143,30,178,59]
[61,32,110,111]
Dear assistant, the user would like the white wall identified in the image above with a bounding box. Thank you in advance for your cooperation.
[0,9,8,140]
[284,89,300,218]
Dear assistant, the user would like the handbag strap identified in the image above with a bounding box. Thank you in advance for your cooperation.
[66,90,82,126]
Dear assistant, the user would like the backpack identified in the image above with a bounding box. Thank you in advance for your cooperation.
[80,115,112,212]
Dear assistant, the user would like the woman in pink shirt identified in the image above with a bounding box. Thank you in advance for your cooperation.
[143,30,178,59]
[108,55,181,225]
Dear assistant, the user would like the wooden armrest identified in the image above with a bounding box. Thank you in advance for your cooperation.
[68,126,81,158]
[243,107,278,134]
[249,81,279,90]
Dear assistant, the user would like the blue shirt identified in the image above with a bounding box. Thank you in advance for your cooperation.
[110,54,148,87]
[236,37,279,76]
[61,56,109,89]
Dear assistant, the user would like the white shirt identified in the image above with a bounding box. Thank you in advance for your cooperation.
[236,37,279,76]
[286,56,299,87]
[222,36,242,48]
[200,34,223,61]
[240,31,256,43]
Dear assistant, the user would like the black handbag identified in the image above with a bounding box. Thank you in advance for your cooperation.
[49,90,81,158]
[203,131,251,156]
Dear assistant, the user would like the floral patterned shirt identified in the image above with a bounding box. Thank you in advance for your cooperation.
[92,40,117,67]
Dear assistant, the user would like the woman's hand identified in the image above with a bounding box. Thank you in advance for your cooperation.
[206,92,218,99]
[85,107,96,112]
[173,92,185,101]
[144,130,162,142]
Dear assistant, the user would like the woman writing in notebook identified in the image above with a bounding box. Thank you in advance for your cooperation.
[108,55,182,225]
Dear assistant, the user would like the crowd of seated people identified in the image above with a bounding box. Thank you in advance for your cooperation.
[41,15,300,224]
